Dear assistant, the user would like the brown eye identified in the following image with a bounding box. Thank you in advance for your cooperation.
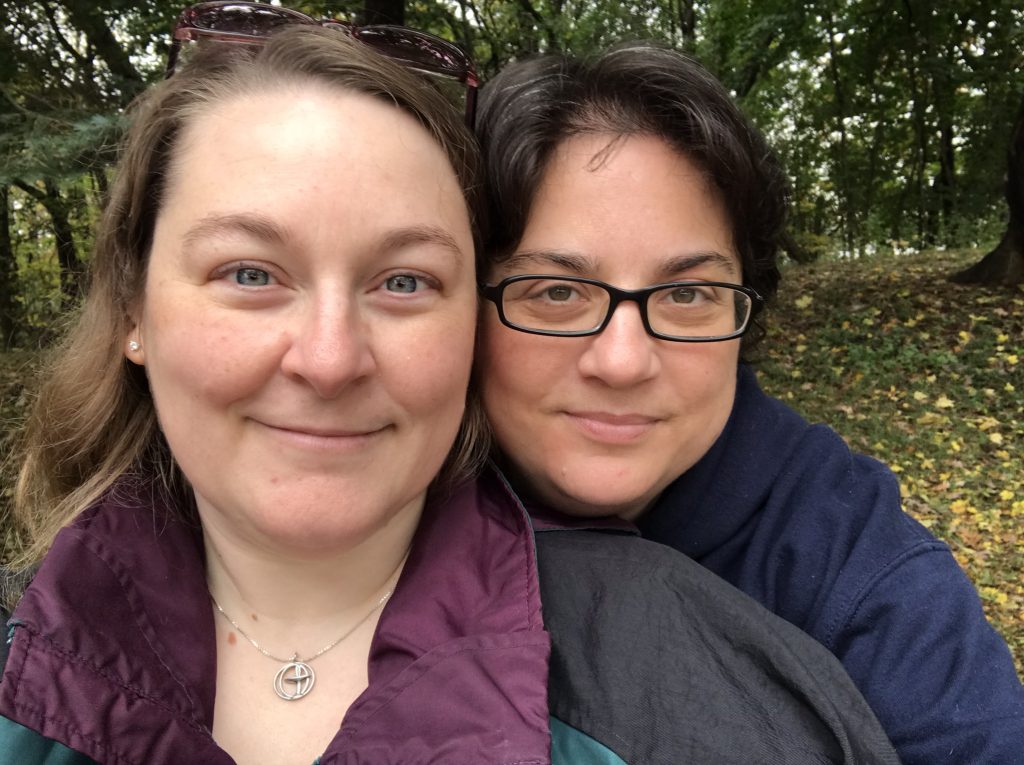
[669,287,698,304]
[545,285,574,301]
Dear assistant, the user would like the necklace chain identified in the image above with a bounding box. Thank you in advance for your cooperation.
[210,589,393,664]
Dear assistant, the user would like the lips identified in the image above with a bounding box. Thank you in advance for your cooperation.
[255,420,389,452]
[564,411,661,444]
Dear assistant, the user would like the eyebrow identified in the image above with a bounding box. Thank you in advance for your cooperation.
[503,248,739,279]
[182,213,288,249]
[182,216,465,262]
[378,226,465,263]
[502,249,596,274]
[659,251,739,280]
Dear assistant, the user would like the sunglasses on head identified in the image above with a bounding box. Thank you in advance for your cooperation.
[165,1,478,126]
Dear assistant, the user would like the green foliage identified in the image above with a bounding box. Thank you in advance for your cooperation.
[760,247,1024,674]
[0,112,125,185]
[1,0,1022,340]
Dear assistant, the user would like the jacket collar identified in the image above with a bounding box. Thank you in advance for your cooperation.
[639,364,810,558]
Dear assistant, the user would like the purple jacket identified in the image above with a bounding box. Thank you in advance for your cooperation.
[0,479,551,764]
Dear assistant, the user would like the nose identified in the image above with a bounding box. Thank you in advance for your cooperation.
[577,301,661,387]
[280,295,377,399]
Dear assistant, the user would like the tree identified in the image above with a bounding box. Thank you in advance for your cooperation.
[0,187,16,348]
[0,0,173,317]
[362,0,405,25]
[951,95,1024,286]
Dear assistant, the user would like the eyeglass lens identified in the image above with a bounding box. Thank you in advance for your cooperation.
[499,278,752,339]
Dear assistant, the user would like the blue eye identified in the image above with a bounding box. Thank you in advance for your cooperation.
[236,267,271,286]
[385,275,420,293]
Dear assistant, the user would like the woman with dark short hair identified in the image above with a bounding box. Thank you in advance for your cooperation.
[477,43,1024,765]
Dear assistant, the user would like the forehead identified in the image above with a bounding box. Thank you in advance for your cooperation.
[155,84,471,249]
[165,84,458,209]
[503,133,739,284]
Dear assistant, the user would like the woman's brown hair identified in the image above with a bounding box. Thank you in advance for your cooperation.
[7,27,488,595]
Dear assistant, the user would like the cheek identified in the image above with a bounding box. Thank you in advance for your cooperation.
[478,317,574,459]
[141,303,285,408]
[387,313,476,418]
[478,315,548,404]
[669,342,740,422]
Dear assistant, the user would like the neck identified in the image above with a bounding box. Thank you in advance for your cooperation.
[202,495,421,650]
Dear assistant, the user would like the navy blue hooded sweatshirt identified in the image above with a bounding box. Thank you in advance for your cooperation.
[640,364,1024,764]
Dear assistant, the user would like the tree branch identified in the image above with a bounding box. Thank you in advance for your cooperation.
[56,0,145,102]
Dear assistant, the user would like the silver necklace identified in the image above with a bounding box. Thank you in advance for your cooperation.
[210,589,393,701]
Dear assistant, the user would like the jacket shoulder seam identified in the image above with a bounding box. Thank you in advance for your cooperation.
[824,539,954,648]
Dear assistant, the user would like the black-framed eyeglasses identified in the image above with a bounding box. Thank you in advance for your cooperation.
[165,1,479,126]
[481,275,763,342]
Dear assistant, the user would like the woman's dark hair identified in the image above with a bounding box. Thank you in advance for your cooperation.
[476,42,789,350]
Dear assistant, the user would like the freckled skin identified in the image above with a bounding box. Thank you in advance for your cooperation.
[132,87,477,555]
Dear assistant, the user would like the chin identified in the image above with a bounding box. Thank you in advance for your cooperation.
[551,479,656,521]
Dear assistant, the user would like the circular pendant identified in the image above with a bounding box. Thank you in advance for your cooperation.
[274,660,316,701]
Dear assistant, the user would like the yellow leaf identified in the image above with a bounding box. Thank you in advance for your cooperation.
[989,432,1004,445]
[913,391,928,402]
[794,295,813,310]
[980,587,1008,606]
[935,395,955,409]
[1000,490,1015,501]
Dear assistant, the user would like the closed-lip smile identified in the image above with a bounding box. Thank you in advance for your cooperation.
[564,411,661,443]
[255,420,389,451]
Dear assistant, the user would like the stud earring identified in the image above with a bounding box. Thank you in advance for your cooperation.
[128,340,140,353]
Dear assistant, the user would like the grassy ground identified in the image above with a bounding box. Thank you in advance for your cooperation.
[0,247,1022,673]
[758,248,1024,675]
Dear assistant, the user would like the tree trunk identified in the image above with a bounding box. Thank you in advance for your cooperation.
[0,187,18,349]
[901,0,932,247]
[950,96,1024,286]
[678,0,696,49]
[825,12,855,256]
[362,0,405,26]
[932,41,958,240]
[14,179,82,303]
